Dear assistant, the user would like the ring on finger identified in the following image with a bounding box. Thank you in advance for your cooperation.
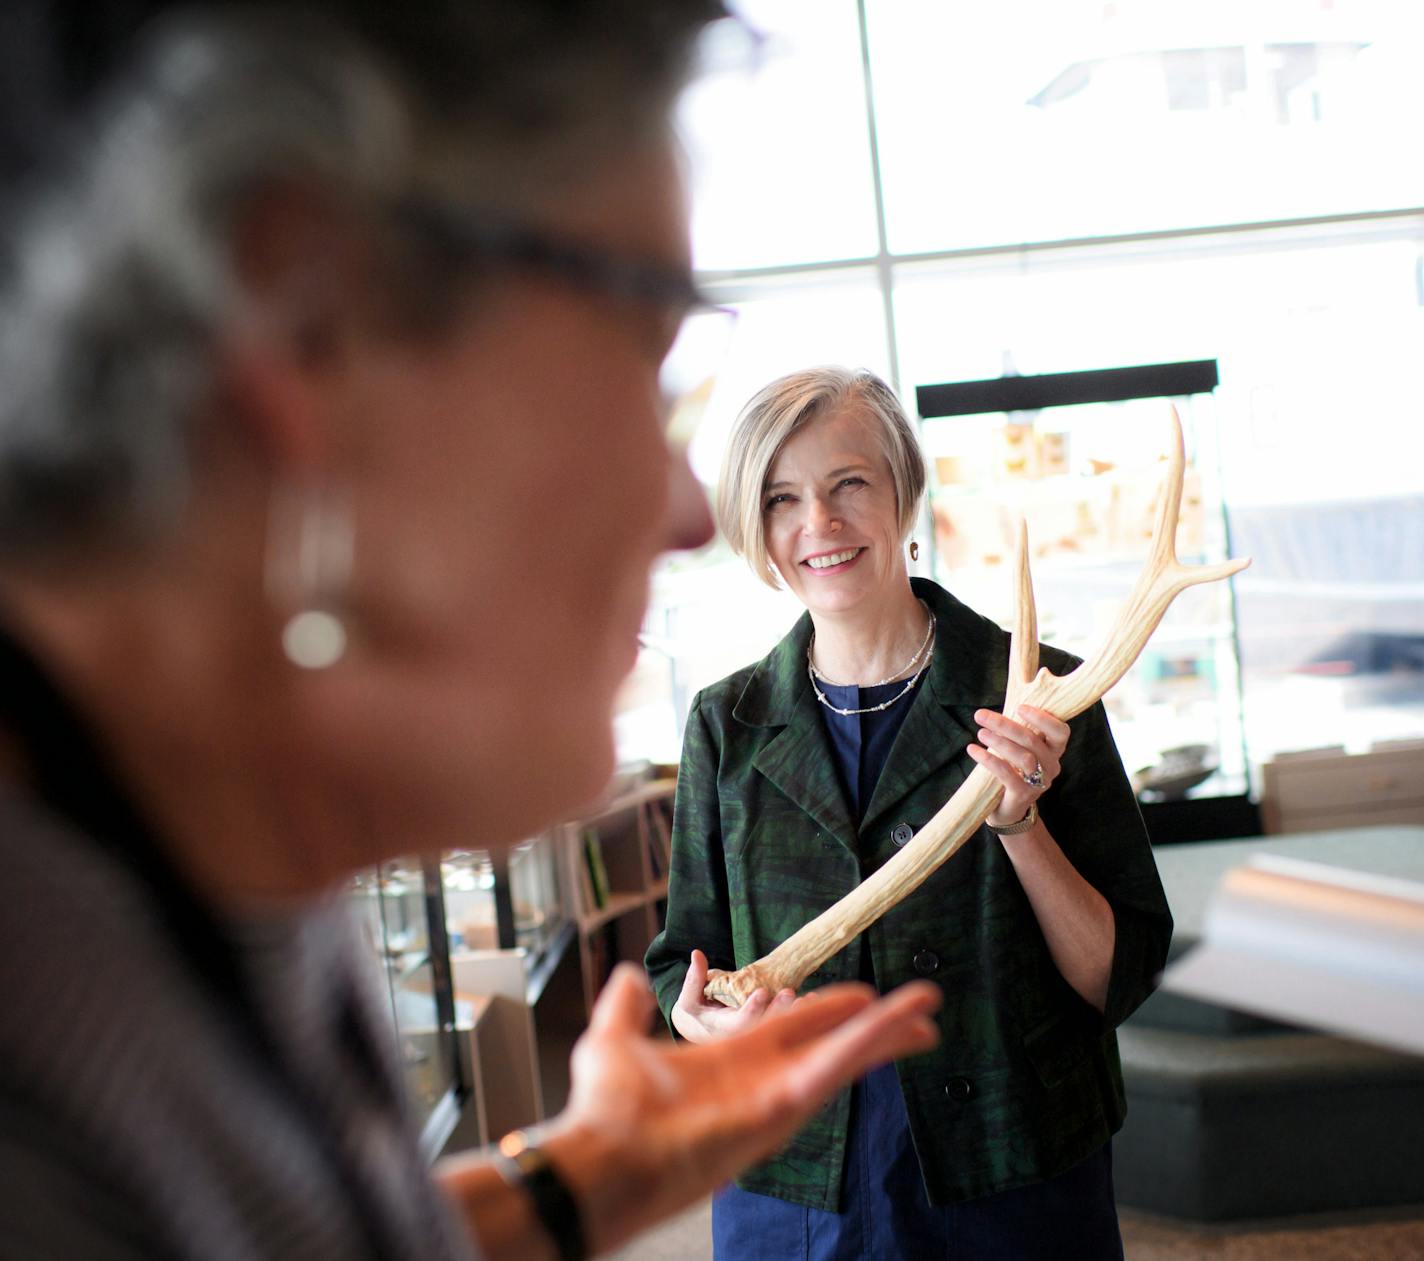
[1023,760,1045,788]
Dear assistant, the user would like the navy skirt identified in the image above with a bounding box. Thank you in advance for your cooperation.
[712,1063,1123,1261]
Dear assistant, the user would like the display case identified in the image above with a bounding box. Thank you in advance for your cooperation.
[916,361,1251,836]
[441,836,566,959]
[442,832,578,1135]
[437,777,676,1138]
[351,857,464,1158]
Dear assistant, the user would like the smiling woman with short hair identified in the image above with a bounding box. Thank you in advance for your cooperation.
[647,365,1173,1261]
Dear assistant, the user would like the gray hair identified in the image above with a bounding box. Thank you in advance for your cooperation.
[0,2,721,553]
[717,367,928,589]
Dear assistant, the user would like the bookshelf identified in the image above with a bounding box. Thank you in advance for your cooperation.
[557,777,675,1017]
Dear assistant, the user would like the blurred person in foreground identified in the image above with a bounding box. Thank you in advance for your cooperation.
[646,368,1172,1260]
[0,6,941,1260]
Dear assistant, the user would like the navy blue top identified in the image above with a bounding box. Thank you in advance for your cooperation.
[815,677,920,823]
[816,675,921,986]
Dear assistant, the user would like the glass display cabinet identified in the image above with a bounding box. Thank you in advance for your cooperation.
[916,360,1252,840]
[351,857,464,1158]
[442,833,578,1134]
[440,837,566,959]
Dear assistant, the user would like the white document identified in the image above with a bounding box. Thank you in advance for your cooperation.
[1162,855,1424,1056]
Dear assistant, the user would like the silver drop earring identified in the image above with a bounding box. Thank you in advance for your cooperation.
[266,479,354,670]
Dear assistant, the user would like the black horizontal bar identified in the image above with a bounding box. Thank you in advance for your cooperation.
[915,360,1219,418]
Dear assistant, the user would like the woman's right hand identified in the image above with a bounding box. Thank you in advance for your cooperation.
[671,948,796,1043]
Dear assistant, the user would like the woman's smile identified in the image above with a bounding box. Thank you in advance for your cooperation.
[803,547,865,572]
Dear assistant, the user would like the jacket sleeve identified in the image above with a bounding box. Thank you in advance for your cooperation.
[644,692,736,1034]
[1039,698,1174,1029]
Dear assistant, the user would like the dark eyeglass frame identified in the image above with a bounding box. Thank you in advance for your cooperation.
[392,200,719,325]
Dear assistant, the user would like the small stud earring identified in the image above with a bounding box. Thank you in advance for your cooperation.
[909,539,920,562]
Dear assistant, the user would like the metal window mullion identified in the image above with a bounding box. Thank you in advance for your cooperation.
[856,0,901,397]
[692,204,1424,292]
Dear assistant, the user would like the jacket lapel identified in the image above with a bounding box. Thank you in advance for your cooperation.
[734,612,858,850]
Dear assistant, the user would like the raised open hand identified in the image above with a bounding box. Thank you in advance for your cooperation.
[547,963,940,1255]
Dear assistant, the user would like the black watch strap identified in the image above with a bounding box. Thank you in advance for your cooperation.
[494,1131,588,1261]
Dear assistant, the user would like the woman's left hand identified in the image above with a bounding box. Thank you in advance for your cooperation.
[967,704,1070,830]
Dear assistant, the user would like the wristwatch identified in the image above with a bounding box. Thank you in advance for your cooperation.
[989,800,1038,835]
[494,1130,587,1261]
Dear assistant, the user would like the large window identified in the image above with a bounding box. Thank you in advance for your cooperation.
[866,0,1424,251]
[617,0,1424,794]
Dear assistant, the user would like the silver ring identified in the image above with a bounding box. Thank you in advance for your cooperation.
[1023,761,1045,788]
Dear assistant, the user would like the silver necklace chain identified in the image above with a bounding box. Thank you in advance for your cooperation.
[808,599,934,687]
[807,603,936,717]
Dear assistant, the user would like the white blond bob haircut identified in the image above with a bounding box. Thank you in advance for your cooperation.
[717,366,927,589]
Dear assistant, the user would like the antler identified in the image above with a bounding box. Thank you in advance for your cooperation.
[705,407,1250,1007]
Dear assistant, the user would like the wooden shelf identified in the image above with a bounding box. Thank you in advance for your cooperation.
[577,889,654,933]
[558,777,676,1017]
[578,777,677,824]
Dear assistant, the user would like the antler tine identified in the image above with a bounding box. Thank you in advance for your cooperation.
[1003,516,1040,716]
[1143,404,1246,588]
[1028,406,1250,722]
[1148,403,1189,572]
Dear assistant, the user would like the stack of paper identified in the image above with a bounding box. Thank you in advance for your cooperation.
[1162,856,1424,1056]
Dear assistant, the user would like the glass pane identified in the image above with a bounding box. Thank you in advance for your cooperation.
[681,0,880,270]
[391,957,448,1131]
[895,232,1424,504]
[441,844,564,958]
[619,272,891,763]
[867,0,1424,253]
[1232,495,1424,763]
[620,557,805,764]
[441,849,498,951]
[508,840,563,954]
[375,858,429,964]
[897,226,1424,770]
[688,270,892,486]
[922,393,1245,799]
[350,860,457,1144]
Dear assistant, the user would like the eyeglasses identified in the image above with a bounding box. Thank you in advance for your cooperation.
[393,199,716,326]
[394,199,737,444]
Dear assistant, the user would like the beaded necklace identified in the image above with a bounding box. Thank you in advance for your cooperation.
[807,602,935,717]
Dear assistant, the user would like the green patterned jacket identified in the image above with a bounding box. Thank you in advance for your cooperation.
[645,578,1172,1211]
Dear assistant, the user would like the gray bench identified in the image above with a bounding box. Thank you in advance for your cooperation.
[1113,826,1424,1221]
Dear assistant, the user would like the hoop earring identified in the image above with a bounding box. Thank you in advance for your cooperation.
[266,479,354,670]
[909,539,920,562]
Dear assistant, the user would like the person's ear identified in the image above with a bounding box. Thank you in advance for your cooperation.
[215,182,370,475]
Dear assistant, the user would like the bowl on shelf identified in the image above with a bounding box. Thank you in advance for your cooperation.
[1133,744,1217,802]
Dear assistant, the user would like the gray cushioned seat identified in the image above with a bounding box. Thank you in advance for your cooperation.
[1114,1024,1424,1220]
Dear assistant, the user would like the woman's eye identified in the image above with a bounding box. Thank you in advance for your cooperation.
[764,493,793,511]
[836,477,866,490]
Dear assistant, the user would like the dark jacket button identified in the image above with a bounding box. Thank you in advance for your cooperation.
[913,949,939,975]
[944,1076,973,1101]
[891,822,914,846]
